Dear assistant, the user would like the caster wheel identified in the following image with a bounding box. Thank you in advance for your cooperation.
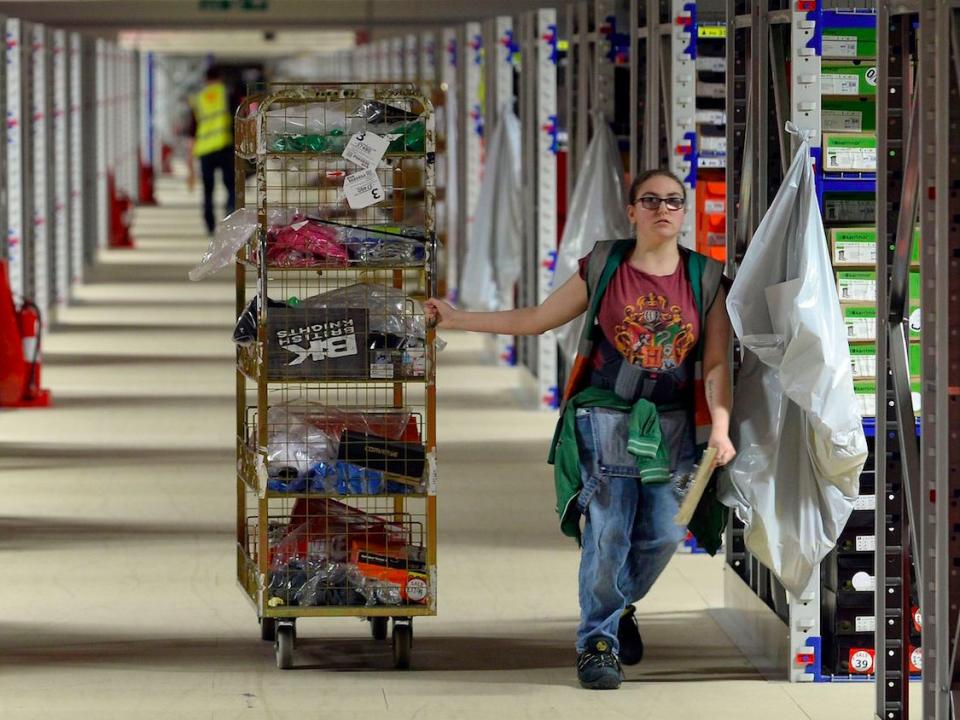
[371,617,388,641]
[392,622,412,670]
[260,617,276,642]
[275,623,295,670]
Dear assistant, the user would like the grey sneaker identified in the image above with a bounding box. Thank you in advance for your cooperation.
[577,635,623,689]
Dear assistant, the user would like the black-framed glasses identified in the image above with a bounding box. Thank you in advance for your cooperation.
[634,195,685,211]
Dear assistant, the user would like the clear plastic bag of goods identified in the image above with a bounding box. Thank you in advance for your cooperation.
[265,104,348,152]
[301,282,425,341]
[551,117,631,363]
[263,405,341,480]
[294,561,368,606]
[266,217,349,268]
[188,207,259,280]
[459,106,522,311]
[338,224,426,266]
[720,122,867,597]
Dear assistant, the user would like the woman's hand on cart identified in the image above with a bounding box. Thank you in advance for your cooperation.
[425,298,458,329]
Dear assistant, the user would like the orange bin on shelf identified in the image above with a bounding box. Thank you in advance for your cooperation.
[696,175,726,262]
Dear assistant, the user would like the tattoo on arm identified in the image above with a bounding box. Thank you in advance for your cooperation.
[705,378,715,407]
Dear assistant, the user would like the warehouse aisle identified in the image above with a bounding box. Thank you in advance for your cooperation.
[0,176,903,719]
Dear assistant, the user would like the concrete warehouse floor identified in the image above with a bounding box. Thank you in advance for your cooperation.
[0,173,919,719]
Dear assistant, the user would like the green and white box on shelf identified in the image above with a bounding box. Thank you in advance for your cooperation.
[821,62,878,96]
[822,99,877,133]
[854,380,921,418]
[822,28,877,60]
[843,303,921,342]
[823,133,877,172]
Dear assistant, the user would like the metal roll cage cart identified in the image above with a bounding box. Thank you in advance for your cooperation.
[233,82,439,671]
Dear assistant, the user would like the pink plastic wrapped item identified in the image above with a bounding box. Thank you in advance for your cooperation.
[266,217,349,268]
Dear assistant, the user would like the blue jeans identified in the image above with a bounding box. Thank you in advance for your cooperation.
[575,407,696,654]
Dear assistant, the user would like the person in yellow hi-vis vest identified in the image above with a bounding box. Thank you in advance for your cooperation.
[189,66,236,236]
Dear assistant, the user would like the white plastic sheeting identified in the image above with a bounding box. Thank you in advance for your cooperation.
[552,119,630,362]
[459,107,522,311]
[720,123,867,597]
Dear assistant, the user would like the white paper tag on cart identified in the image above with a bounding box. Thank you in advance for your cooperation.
[342,130,390,169]
[427,450,438,496]
[343,169,385,209]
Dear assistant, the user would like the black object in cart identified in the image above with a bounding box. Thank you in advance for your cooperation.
[266,307,369,379]
[337,429,426,479]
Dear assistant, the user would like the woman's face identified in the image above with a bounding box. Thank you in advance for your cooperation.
[627,175,687,243]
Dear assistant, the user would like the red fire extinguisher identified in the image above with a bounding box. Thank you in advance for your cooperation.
[17,300,51,407]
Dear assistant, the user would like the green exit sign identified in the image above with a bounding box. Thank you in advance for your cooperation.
[199,0,269,10]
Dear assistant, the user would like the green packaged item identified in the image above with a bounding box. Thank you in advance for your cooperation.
[837,270,877,302]
[822,99,876,132]
[824,132,877,172]
[386,121,426,153]
[822,28,877,59]
[821,62,878,96]
[269,128,347,153]
[842,303,921,341]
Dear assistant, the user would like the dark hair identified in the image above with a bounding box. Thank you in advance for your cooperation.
[205,65,222,82]
[628,169,687,204]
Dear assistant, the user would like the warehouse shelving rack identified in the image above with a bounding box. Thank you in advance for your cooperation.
[718,5,940,711]
[912,0,960,720]
[517,8,561,411]
[233,82,439,671]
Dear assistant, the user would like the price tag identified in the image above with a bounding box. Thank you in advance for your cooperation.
[342,130,390,169]
[849,648,875,674]
[343,168,385,209]
[910,647,922,673]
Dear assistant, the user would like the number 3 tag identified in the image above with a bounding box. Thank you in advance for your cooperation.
[342,130,390,169]
[343,168,385,209]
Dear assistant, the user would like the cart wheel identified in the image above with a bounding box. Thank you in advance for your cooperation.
[260,617,276,642]
[392,622,412,669]
[371,617,388,641]
[275,623,295,670]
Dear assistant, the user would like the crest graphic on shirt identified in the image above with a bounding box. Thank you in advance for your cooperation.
[614,292,695,370]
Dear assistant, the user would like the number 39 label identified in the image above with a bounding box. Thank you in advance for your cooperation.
[849,648,876,674]
[343,168,385,209]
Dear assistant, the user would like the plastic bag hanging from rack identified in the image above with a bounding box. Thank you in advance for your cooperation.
[458,105,522,311]
[719,122,867,597]
[552,115,631,363]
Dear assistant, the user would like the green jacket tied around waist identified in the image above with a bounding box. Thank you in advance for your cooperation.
[553,387,671,540]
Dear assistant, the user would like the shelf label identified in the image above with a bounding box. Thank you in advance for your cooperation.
[342,130,390,169]
[856,535,876,552]
[823,109,863,132]
[852,494,876,511]
[823,36,858,58]
[855,616,876,633]
[343,168,385,209]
